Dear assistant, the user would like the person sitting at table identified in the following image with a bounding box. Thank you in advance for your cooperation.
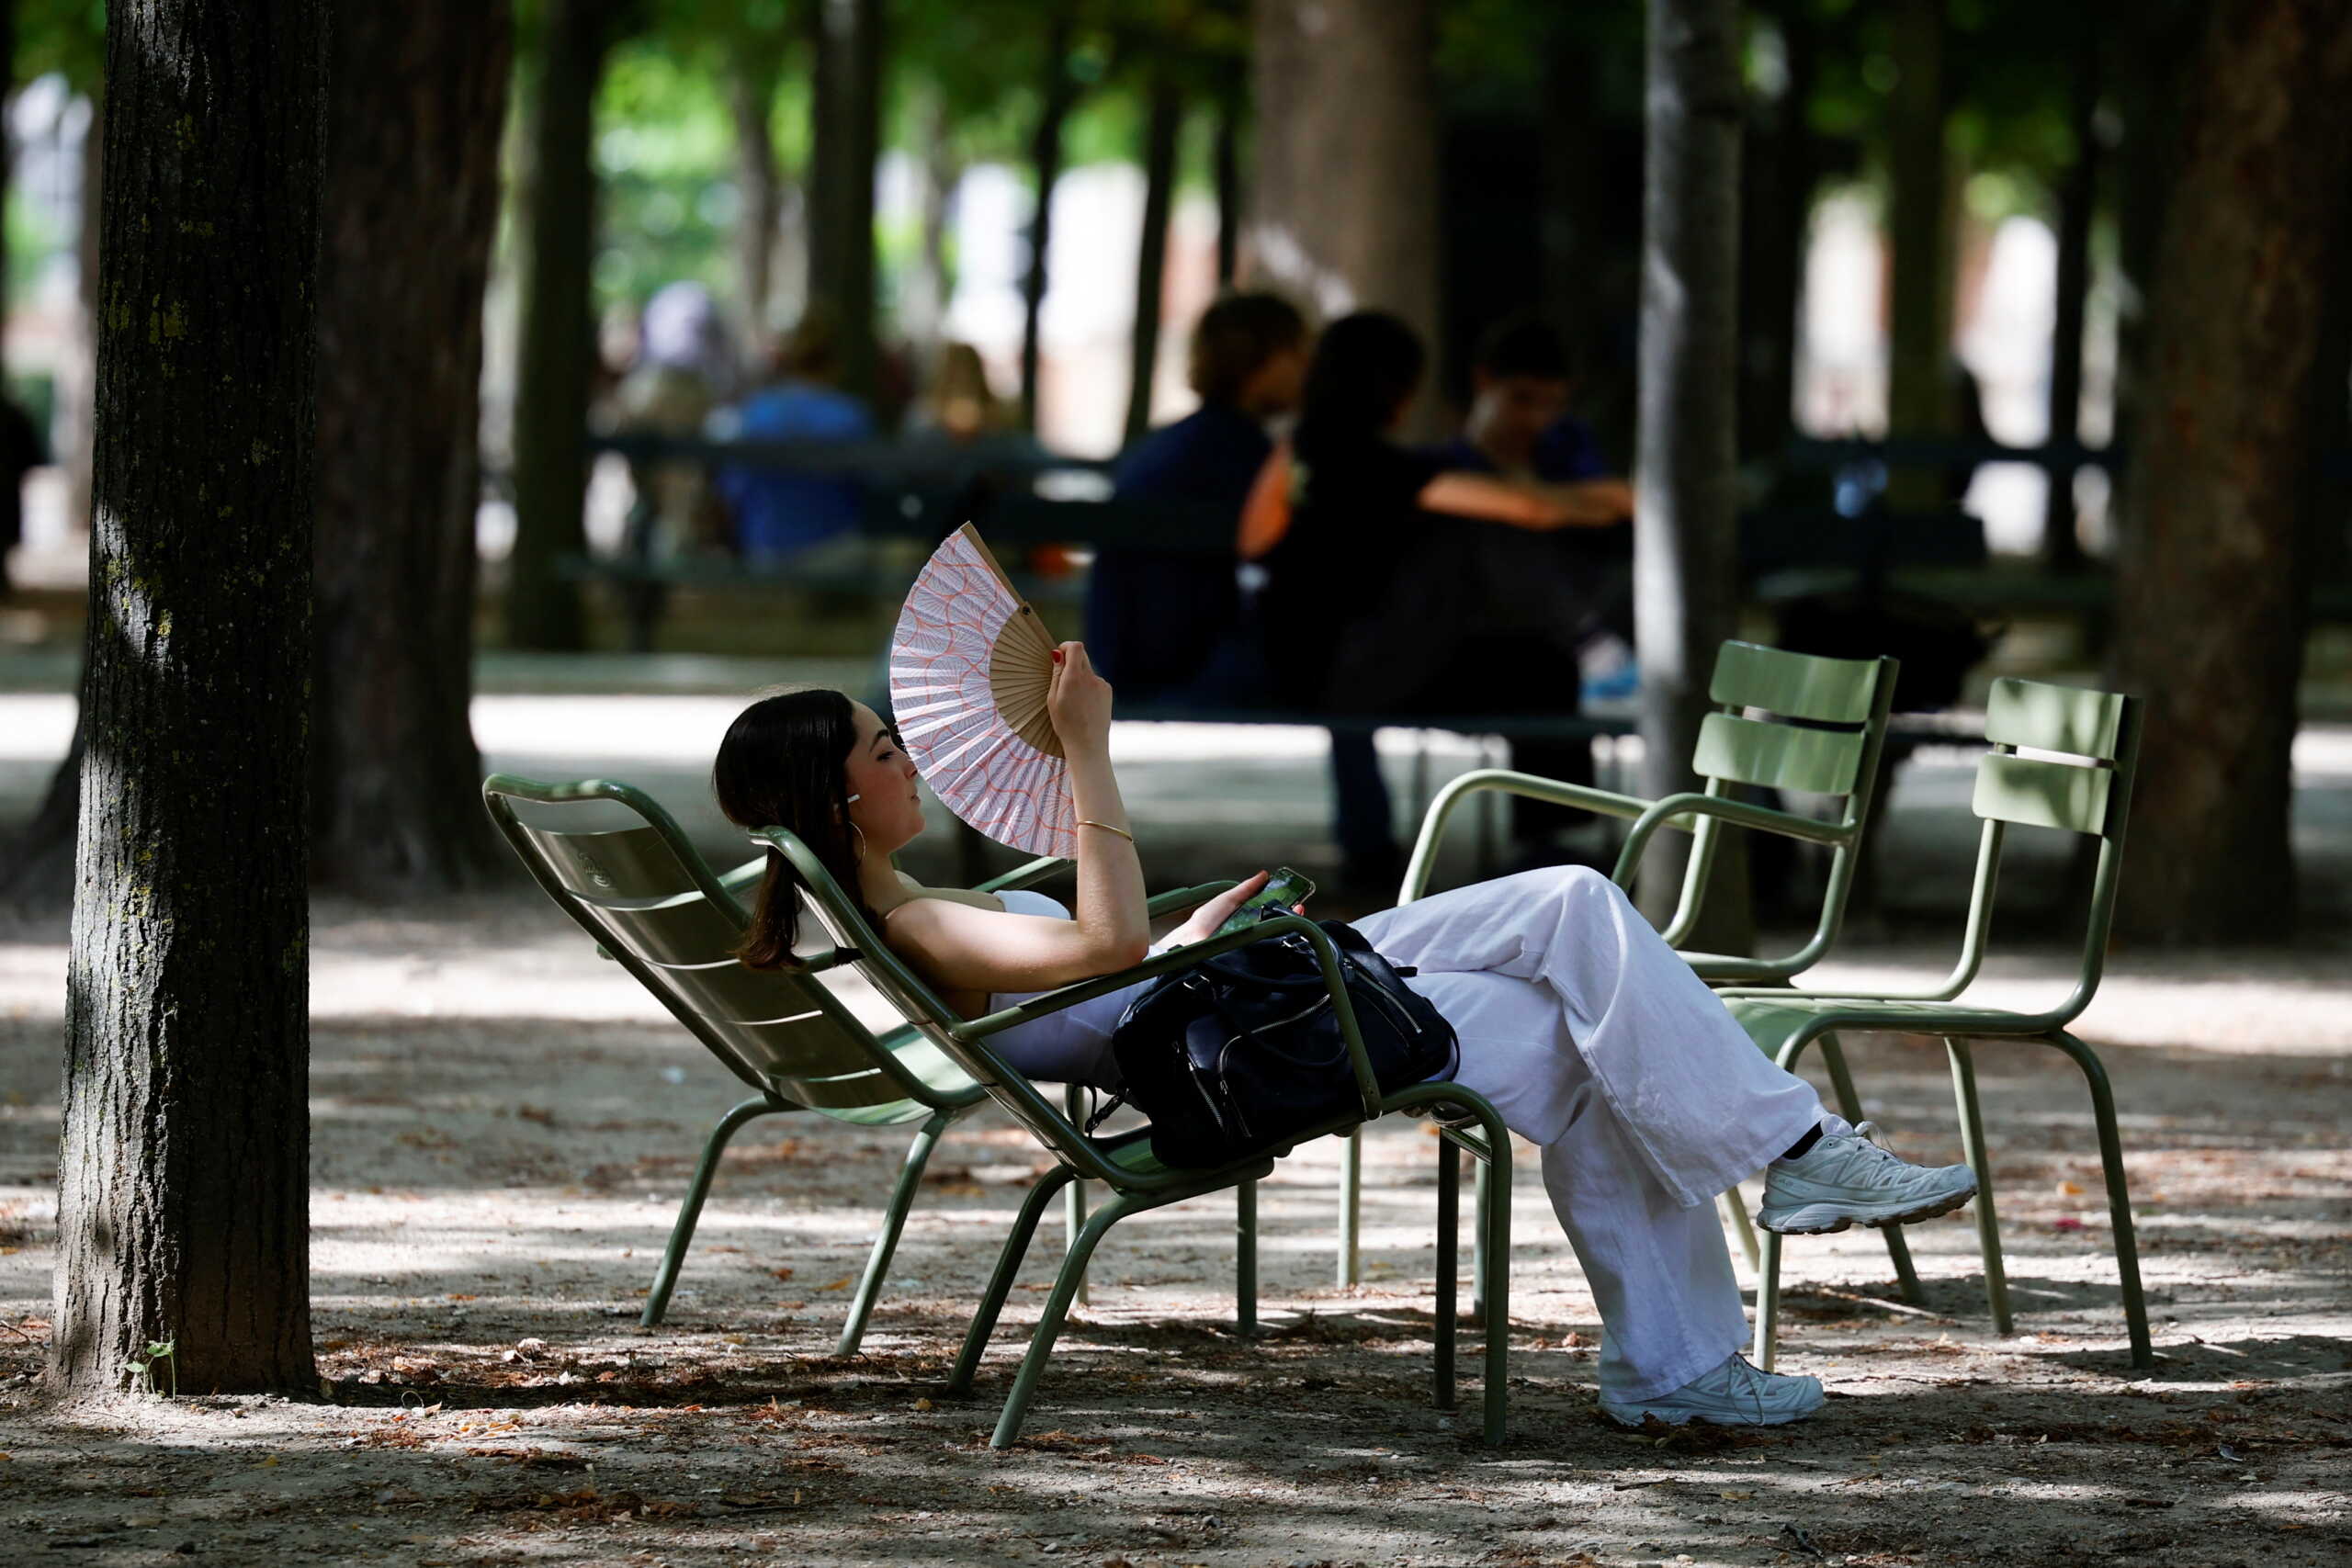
[1083,291,1308,704]
[1246,312,1630,893]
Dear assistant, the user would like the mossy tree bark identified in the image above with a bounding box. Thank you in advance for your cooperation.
[2109,0,2352,944]
[52,0,323,1397]
[311,0,512,894]
[1632,0,1751,949]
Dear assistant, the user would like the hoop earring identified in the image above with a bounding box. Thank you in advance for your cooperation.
[849,823,868,860]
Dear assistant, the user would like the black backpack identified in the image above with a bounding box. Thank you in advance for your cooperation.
[1093,920,1458,1169]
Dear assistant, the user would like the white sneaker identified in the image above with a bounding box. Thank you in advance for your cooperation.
[1600,1353,1826,1427]
[1758,1122,1977,1235]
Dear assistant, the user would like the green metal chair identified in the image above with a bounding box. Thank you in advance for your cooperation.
[748,823,1519,1449]
[1718,678,2152,1371]
[1340,642,1905,1293]
[484,773,1137,1352]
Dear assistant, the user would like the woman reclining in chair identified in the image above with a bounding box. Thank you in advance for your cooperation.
[712,651,1976,1428]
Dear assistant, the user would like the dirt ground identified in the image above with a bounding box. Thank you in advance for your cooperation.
[0,887,2346,1568]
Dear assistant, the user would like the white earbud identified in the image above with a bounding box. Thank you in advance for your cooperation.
[845,793,862,804]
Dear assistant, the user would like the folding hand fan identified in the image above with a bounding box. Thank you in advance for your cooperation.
[887,525,1077,857]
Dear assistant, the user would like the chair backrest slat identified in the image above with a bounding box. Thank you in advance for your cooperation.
[1984,676,2126,761]
[1972,751,2115,835]
[1710,640,1882,725]
[485,774,980,1115]
[1694,711,1869,795]
[513,820,701,901]
[571,894,744,967]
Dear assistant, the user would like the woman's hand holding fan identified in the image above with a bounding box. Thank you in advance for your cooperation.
[1043,640,1113,752]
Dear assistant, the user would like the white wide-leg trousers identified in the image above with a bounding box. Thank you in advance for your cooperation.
[1355,866,1834,1400]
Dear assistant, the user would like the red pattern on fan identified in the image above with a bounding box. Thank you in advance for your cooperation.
[888,527,1078,857]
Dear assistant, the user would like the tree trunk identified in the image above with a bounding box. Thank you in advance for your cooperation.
[2109,6,2196,547]
[1246,0,1442,428]
[59,94,102,560]
[807,0,882,400]
[2041,16,2098,570]
[1019,16,1078,433]
[1124,67,1182,444]
[2109,0,2352,944]
[1883,0,1954,512]
[902,86,959,356]
[311,0,511,896]
[53,0,323,1397]
[1633,0,1747,942]
[505,0,614,653]
[1737,3,1815,464]
[1212,82,1241,288]
[729,48,786,344]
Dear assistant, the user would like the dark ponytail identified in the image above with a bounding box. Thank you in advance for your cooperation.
[711,687,876,969]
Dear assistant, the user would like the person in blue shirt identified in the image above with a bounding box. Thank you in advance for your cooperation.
[1083,292,1308,701]
[716,310,876,566]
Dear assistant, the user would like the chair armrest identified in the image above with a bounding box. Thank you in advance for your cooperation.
[956,913,1384,1121]
[1402,767,1657,901]
[1146,879,1238,919]
[717,853,767,895]
[977,854,1072,895]
[1611,791,1852,950]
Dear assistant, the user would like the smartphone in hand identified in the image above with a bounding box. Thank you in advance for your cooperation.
[1214,865,1318,937]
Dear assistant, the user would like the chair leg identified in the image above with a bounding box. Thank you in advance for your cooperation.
[1944,1039,2013,1337]
[835,1108,956,1357]
[641,1095,786,1328]
[1475,1118,1512,1447]
[1433,1137,1459,1412]
[948,1165,1076,1395]
[1752,1225,1784,1371]
[1471,1155,1492,1325]
[1817,1033,1926,1305]
[2050,1031,2154,1370]
[1338,1129,1363,1286]
[1236,1179,1259,1335]
[1721,1186,1762,1277]
[991,1190,1140,1449]
[1064,1087,1091,1309]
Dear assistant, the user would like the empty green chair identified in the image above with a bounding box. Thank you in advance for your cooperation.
[749,824,1519,1449]
[1347,642,1904,1293]
[485,773,1035,1352]
[1719,678,2152,1371]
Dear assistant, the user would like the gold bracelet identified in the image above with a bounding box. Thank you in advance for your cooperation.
[1076,818,1135,843]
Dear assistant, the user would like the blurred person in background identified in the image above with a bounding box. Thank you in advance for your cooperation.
[1250,311,1629,892]
[1083,291,1309,703]
[607,282,735,563]
[715,308,877,568]
[910,341,1015,443]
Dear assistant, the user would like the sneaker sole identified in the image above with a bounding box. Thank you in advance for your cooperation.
[1600,1394,1826,1428]
[1757,1180,1977,1236]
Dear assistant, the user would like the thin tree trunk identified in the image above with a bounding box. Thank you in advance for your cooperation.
[2109,0,2352,944]
[2041,15,2098,570]
[808,0,881,399]
[728,49,786,344]
[1125,67,1182,444]
[1737,3,1815,464]
[60,94,101,558]
[2109,7,2195,554]
[1212,82,1240,288]
[312,0,512,896]
[1634,0,1747,942]
[1020,16,1078,432]
[505,0,614,652]
[903,87,959,356]
[1246,0,1442,431]
[1883,0,1953,513]
[53,0,323,1397]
